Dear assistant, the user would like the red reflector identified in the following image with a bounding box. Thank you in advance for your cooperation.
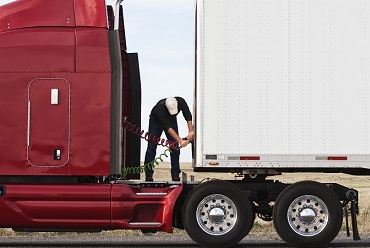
[240,156,260,160]
[328,156,347,160]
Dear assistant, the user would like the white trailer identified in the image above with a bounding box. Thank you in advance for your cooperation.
[194,0,370,176]
[181,0,368,247]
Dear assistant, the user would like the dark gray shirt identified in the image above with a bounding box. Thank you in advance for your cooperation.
[151,97,192,131]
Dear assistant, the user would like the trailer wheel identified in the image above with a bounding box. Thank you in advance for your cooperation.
[273,181,342,247]
[182,180,254,248]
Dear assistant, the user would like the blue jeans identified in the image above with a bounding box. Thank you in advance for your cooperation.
[144,116,180,177]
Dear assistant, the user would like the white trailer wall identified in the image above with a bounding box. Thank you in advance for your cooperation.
[195,0,370,168]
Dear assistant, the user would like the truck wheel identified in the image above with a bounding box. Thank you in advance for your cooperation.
[273,181,342,247]
[182,180,254,248]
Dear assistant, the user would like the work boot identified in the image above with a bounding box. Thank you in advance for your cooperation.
[171,174,180,181]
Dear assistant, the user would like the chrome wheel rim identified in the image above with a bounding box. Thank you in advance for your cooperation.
[287,195,329,237]
[196,194,237,236]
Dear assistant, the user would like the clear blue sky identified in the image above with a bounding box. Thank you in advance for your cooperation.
[0,0,195,163]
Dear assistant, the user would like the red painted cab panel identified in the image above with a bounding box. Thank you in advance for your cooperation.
[0,0,182,234]
[74,0,108,28]
[76,27,111,73]
[0,0,75,32]
[0,184,111,228]
[0,28,75,73]
[0,0,112,176]
[0,183,182,231]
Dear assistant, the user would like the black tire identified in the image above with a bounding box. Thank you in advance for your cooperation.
[182,180,254,248]
[273,180,343,247]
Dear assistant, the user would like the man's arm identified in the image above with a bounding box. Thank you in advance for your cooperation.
[168,128,189,147]
[176,97,194,142]
[187,120,194,141]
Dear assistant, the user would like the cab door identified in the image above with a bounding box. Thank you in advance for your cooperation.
[27,78,70,167]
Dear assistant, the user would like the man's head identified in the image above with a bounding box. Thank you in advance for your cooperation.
[165,97,178,115]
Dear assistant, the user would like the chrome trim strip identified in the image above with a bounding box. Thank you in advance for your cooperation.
[129,222,161,227]
[136,192,168,196]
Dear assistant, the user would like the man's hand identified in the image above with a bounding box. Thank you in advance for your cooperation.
[179,139,190,148]
[187,131,194,141]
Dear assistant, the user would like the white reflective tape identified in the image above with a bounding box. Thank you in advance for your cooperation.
[315,156,328,160]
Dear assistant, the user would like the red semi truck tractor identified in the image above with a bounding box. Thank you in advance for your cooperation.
[0,0,366,247]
